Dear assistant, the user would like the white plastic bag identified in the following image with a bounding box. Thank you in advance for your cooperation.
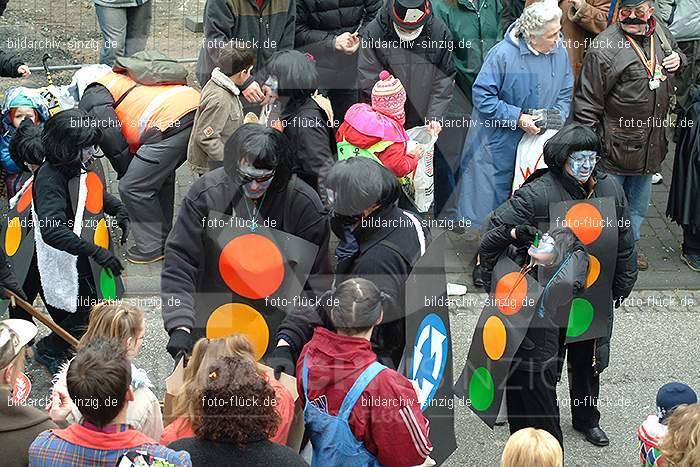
[511,129,557,194]
[406,125,438,213]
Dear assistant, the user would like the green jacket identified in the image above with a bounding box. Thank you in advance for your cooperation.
[433,0,503,117]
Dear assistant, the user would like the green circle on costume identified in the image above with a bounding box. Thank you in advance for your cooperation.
[469,367,495,411]
[567,298,594,337]
[100,268,117,300]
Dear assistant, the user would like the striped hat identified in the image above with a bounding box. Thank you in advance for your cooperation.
[371,70,406,122]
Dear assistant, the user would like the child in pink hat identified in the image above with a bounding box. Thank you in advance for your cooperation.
[336,71,421,178]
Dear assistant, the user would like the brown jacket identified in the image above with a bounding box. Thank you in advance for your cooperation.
[187,67,244,175]
[0,386,58,467]
[574,20,686,175]
[525,0,611,80]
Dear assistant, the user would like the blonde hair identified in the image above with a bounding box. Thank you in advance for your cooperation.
[500,428,563,467]
[660,403,700,466]
[78,302,145,350]
[171,334,260,435]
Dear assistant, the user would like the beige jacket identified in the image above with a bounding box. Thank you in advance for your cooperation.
[187,67,244,175]
[53,360,164,440]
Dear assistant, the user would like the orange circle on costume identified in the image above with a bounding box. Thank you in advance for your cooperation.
[206,303,269,360]
[483,315,507,360]
[93,218,109,249]
[16,184,32,213]
[494,271,528,315]
[5,217,21,256]
[585,254,601,289]
[85,172,104,214]
[564,203,603,245]
[219,234,285,299]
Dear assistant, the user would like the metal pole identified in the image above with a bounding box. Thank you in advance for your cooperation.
[27,58,199,73]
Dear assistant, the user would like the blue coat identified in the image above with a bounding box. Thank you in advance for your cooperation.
[458,24,573,228]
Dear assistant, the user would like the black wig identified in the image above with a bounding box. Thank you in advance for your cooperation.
[326,157,400,216]
[9,119,44,170]
[42,108,102,177]
[542,123,603,172]
[266,50,318,99]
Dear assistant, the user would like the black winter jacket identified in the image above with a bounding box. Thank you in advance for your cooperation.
[0,49,22,78]
[294,0,382,88]
[481,225,589,372]
[160,168,332,334]
[280,97,337,206]
[277,204,430,367]
[358,6,456,127]
[196,0,296,87]
[480,168,638,372]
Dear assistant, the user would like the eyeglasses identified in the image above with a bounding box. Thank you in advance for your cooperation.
[569,151,599,165]
[237,167,276,184]
[619,6,651,19]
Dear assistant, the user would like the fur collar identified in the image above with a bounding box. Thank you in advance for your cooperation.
[210,68,240,96]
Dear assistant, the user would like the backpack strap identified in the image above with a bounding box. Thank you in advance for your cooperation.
[338,362,386,421]
[113,84,139,109]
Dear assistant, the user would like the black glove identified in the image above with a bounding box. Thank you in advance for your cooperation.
[166,328,193,360]
[534,109,563,130]
[117,217,130,246]
[91,247,124,276]
[0,284,27,302]
[514,224,542,244]
[269,345,296,379]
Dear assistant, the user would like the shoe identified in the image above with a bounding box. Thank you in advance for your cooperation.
[472,263,484,288]
[33,348,63,375]
[126,246,165,264]
[574,426,609,447]
[652,172,663,184]
[681,253,700,272]
[637,254,649,271]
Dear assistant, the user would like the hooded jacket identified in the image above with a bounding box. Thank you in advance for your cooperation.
[479,150,638,372]
[0,50,23,79]
[637,414,668,466]
[358,4,456,127]
[297,327,432,466]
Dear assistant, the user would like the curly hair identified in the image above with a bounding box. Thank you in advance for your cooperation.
[193,355,280,446]
[660,403,700,466]
[512,0,562,41]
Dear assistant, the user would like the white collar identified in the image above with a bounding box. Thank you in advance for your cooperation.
[210,67,241,96]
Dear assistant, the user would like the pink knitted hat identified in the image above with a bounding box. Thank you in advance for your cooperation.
[371,70,406,122]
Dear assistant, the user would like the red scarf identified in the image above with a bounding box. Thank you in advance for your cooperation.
[52,423,155,450]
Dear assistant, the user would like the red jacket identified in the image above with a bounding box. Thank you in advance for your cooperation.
[336,122,418,178]
[297,328,432,467]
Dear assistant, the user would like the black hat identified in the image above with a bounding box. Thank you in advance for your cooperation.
[619,0,648,7]
[390,0,431,31]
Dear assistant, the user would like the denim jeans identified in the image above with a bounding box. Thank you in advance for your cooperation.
[608,173,653,243]
[94,1,152,65]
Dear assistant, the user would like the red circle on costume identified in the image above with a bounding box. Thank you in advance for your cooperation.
[219,234,285,299]
[85,172,104,214]
[16,183,33,213]
[564,203,603,245]
[494,271,528,315]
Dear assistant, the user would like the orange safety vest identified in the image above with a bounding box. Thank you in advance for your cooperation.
[95,72,200,152]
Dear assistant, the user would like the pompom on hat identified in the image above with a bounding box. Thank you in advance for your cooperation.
[371,70,407,123]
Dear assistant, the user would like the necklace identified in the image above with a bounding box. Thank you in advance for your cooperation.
[242,191,267,232]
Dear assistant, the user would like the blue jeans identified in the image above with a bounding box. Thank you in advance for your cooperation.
[95,2,152,65]
[608,173,653,242]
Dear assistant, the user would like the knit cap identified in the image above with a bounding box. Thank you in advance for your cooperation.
[371,70,406,122]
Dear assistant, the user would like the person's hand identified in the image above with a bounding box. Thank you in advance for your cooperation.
[1,284,27,302]
[518,113,541,135]
[427,120,442,137]
[166,328,193,360]
[269,342,296,379]
[17,65,30,77]
[242,81,265,103]
[662,52,681,73]
[90,247,124,275]
[513,224,543,244]
[344,32,360,55]
[117,215,130,246]
[569,0,584,11]
[47,390,72,423]
[408,144,425,159]
[261,84,275,106]
[335,32,354,51]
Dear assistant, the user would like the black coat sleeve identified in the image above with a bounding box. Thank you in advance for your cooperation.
[32,171,99,257]
[360,0,383,33]
[426,28,456,121]
[611,182,638,304]
[0,49,22,78]
[479,223,516,292]
[79,85,132,178]
[357,24,384,103]
[294,113,336,207]
[0,247,23,296]
[294,0,336,49]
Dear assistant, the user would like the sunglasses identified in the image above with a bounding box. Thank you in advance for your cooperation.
[237,167,276,184]
[619,6,651,19]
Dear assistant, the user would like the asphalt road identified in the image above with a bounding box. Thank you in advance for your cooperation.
[17,288,700,467]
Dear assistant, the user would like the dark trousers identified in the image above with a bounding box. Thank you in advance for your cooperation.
[433,124,467,220]
[506,364,563,447]
[566,339,601,430]
[11,256,95,359]
[683,225,700,255]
